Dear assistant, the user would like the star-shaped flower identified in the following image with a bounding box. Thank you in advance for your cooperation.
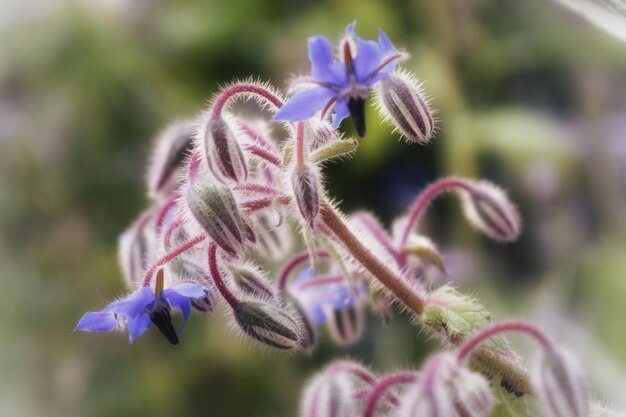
[75,282,209,345]
[273,22,405,136]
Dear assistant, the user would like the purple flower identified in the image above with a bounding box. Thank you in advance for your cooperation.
[75,283,209,345]
[273,22,404,137]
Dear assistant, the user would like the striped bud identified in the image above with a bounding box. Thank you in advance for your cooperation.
[233,301,301,350]
[118,209,157,288]
[285,293,318,351]
[202,115,248,183]
[450,368,495,417]
[300,370,353,417]
[375,70,435,144]
[186,172,247,257]
[326,301,365,347]
[146,119,195,200]
[230,263,277,301]
[533,348,589,417]
[291,162,321,229]
[460,181,521,242]
[398,353,457,417]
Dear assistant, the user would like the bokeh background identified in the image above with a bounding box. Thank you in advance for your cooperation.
[1,0,625,416]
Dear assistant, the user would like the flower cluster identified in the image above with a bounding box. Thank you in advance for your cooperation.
[75,22,607,417]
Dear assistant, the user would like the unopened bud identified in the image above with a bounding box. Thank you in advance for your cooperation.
[300,370,353,417]
[311,138,358,164]
[460,181,521,242]
[375,70,435,144]
[231,263,277,301]
[118,210,157,288]
[291,163,321,229]
[167,260,217,313]
[186,172,247,256]
[285,293,318,351]
[233,301,301,350]
[326,301,365,347]
[403,235,447,274]
[533,348,589,417]
[450,368,496,417]
[202,115,248,182]
[398,353,457,417]
[146,119,195,200]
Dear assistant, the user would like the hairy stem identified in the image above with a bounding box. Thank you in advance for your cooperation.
[142,234,207,287]
[212,82,283,117]
[207,243,240,308]
[363,372,417,417]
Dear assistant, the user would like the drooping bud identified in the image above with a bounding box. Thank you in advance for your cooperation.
[533,348,589,417]
[403,235,447,274]
[285,292,318,351]
[118,209,157,288]
[233,301,301,350]
[398,353,458,417]
[460,181,521,242]
[326,300,365,347]
[186,171,247,257]
[230,262,277,301]
[450,368,496,417]
[166,260,217,313]
[300,369,353,417]
[190,286,217,313]
[291,162,321,229]
[146,119,196,200]
[375,70,435,144]
[310,138,358,164]
[202,114,248,183]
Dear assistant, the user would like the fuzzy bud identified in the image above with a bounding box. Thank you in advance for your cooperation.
[398,353,457,417]
[375,70,435,144]
[203,115,248,183]
[186,172,247,257]
[326,301,365,347]
[460,181,521,242]
[285,293,318,351]
[230,263,277,301]
[533,348,589,417]
[300,370,353,417]
[291,162,321,229]
[118,210,157,287]
[450,368,496,417]
[146,119,195,200]
[233,301,301,350]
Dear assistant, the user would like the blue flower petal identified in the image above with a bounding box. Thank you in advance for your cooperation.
[126,314,152,342]
[169,283,207,299]
[308,36,340,84]
[109,287,156,318]
[378,29,396,55]
[163,291,192,333]
[353,37,383,83]
[273,87,336,122]
[75,311,118,332]
[332,100,350,128]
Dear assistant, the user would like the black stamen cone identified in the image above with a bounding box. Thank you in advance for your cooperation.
[150,306,179,345]
[348,98,366,137]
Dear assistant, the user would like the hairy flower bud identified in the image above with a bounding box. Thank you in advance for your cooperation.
[291,162,321,229]
[233,301,301,350]
[300,370,353,417]
[326,301,365,347]
[118,210,157,287]
[451,368,496,417]
[146,119,195,200]
[533,348,589,417]
[375,70,435,144]
[285,293,318,351]
[460,181,521,242]
[202,115,248,182]
[186,172,247,256]
[398,354,458,417]
[230,263,277,301]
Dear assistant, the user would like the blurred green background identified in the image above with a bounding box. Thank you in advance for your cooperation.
[1,0,626,416]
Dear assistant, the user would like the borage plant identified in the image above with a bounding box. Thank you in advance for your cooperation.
[76,23,620,417]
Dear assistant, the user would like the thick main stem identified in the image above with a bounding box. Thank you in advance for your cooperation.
[320,203,533,396]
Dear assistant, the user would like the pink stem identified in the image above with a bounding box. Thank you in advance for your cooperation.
[399,177,473,248]
[207,243,239,308]
[142,234,207,287]
[355,213,402,265]
[296,274,344,291]
[238,120,274,149]
[363,372,418,417]
[235,183,281,195]
[212,82,283,118]
[457,321,553,364]
[277,250,331,290]
[329,361,377,385]
[319,96,337,121]
[295,122,305,167]
[244,144,281,167]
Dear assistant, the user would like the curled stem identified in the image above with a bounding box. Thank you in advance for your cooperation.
[142,234,207,287]
[212,82,283,118]
[363,372,418,417]
[207,242,239,308]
